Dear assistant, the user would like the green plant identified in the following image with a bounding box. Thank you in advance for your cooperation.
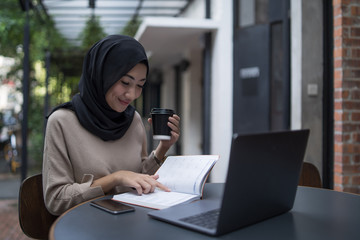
[0,0,74,173]
[27,93,45,171]
[79,15,107,51]
[121,17,142,37]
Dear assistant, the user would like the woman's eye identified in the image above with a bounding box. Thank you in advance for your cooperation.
[137,85,144,89]
[121,81,129,86]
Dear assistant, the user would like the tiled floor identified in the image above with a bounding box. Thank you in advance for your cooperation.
[0,170,31,240]
[0,199,31,240]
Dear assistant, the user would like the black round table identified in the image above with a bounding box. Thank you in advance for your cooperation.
[50,183,360,240]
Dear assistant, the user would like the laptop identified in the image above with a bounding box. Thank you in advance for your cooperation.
[148,129,310,236]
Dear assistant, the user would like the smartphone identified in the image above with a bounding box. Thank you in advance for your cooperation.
[90,199,135,214]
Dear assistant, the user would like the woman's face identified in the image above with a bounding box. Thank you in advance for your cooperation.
[105,63,147,113]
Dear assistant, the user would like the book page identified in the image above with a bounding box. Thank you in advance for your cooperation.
[112,189,199,210]
[155,155,219,195]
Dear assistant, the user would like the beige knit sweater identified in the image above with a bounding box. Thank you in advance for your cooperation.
[42,109,160,216]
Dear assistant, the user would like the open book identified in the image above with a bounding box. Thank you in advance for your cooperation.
[112,155,219,209]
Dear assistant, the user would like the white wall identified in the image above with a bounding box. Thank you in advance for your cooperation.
[291,0,302,130]
[161,69,176,111]
[160,0,233,182]
[291,0,324,176]
[209,0,233,182]
[300,1,324,175]
[159,68,176,155]
[181,50,203,155]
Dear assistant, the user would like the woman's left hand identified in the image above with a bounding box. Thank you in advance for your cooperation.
[164,114,180,146]
[148,114,181,156]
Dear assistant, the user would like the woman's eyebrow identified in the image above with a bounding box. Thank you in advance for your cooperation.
[125,74,146,81]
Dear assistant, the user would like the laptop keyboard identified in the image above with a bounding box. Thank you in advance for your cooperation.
[179,209,220,230]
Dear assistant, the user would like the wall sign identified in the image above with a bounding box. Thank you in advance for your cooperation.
[240,66,260,96]
[240,66,260,79]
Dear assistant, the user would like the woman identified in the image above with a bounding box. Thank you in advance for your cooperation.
[42,35,180,216]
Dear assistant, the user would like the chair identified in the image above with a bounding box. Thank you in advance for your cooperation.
[18,173,57,239]
[298,162,322,188]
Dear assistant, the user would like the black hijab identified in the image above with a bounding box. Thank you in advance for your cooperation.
[48,35,149,141]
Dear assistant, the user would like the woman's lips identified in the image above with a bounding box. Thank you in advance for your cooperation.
[118,98,130,106]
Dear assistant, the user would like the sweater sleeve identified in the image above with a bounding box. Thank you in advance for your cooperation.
[42,112,104,216]
[139,116,161,175]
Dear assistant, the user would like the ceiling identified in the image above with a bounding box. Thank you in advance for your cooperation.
[40,0,192,46]
[135,17,218,68]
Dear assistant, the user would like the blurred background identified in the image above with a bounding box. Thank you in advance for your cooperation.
[1,0,360,191]
[0,1,359,237]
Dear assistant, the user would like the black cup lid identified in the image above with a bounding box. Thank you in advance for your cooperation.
[150,108,174,115]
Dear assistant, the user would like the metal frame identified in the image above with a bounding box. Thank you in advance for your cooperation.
[322,0,334,189]
[39,0,192,45]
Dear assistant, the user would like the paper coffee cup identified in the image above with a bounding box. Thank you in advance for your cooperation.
[150,108,174,140]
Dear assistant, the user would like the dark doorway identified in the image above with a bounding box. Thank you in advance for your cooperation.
[233,0,290,134]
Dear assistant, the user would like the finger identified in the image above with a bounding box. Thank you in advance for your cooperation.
[168,120,180,133]
[150,175,169,192]
[169,115,180,126]
[147,118,152,124]
[171,131,180,140]
[156,182,171,192]
[140,180,152,194]
[147,180,160,193]
[150,175,161,192]
[151,174,160,180]
[172,114,180,121]
[149,183,156,193]
[133,184,143,195]
[168,123,180,134]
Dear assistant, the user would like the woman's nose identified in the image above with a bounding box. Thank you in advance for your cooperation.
[125,87,136,100]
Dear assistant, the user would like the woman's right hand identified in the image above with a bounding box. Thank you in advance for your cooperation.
[116,170,170,195]
[91,170,170,195]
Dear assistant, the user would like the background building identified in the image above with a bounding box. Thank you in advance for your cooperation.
[135,0,359,194]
